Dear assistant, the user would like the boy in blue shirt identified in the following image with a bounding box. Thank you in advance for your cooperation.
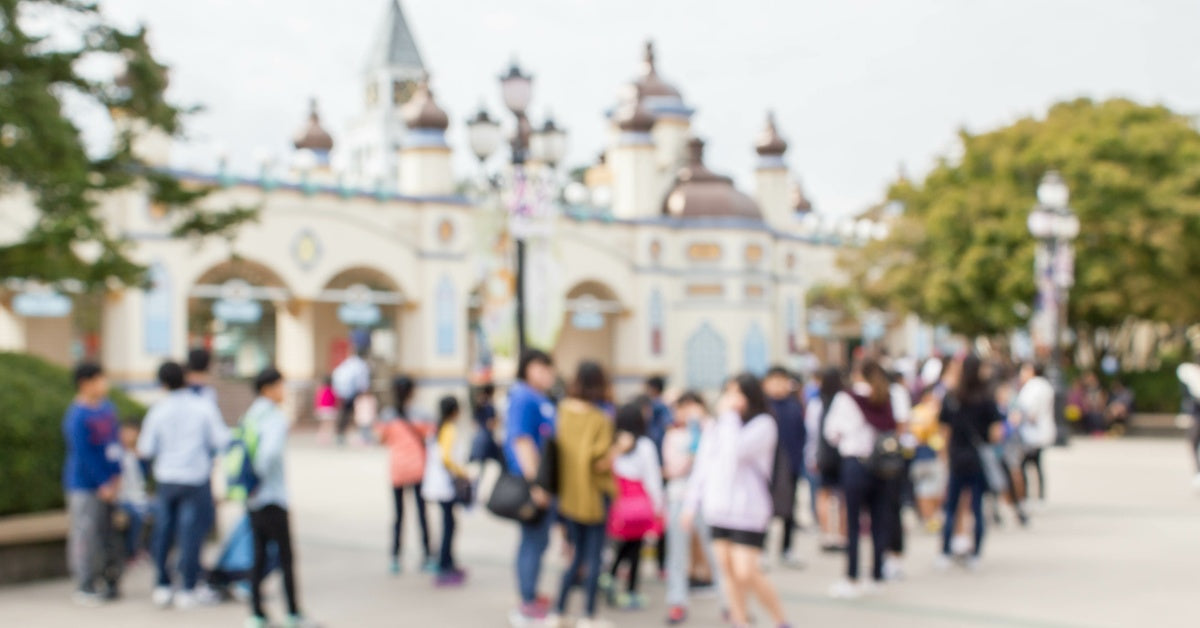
[62,362,124,605]
[504,350,558,626]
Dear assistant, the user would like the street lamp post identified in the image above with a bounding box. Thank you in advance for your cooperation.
[466,59,567,358]
[1027,170,1080,446]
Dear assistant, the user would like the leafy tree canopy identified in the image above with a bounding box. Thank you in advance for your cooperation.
[851,98,1200,337]
[0,0,255,289]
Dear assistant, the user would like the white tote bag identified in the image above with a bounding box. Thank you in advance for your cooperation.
[421,434,455,503]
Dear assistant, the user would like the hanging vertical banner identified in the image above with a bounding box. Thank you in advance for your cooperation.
[143,262,173,356]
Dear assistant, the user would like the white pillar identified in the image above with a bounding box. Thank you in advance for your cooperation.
[611,132,657,220]
[756,163,791,227]
[276,300,315,382]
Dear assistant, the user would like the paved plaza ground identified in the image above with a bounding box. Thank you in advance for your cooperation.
[4,435,1199,627]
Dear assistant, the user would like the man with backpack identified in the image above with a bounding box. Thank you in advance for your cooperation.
[331,346,370,445]
[238,367,316,628]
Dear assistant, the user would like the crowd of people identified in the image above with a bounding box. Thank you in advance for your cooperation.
[62,342,1075,628]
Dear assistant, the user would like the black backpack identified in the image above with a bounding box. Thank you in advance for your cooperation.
[814,397,841,478]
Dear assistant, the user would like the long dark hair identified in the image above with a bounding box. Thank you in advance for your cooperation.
[955,353,989,404]
[437,395,460,432]
[392,375,415,419]
[860,360,891,406]
[732,372,769,423]
[616,402,646,438]
[570,361,609,406]
[818,367,844,410]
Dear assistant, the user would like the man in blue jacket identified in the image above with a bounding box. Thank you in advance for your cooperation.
[62,362,124,605]
[765,366,807,568]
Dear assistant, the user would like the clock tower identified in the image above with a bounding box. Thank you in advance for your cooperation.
[343,0,427,187]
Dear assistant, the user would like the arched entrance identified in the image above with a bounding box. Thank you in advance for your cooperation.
[313,267,404,381]
[188,259,289,380]
[553,281,623,384]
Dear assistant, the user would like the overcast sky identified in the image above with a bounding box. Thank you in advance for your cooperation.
[91,0,1200,215]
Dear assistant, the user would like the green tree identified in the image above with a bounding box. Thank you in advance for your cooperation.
[852,98,1200,337]
[0,0,254,288]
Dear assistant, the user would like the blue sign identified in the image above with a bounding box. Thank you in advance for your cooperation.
[213,299,262,324]
[13,291,72,318]
[338,302,381,327]
[571,310,604,330]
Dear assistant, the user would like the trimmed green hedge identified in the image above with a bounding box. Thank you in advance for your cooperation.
[0,353,145,517]
[1118,364,1183,414]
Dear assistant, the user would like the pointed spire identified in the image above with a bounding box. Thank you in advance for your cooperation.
[293,97,333,151]
[791,179,813,213]
[755,111,787,156]
[635,39,681,100]
[365,0,425,75]
[615,87,654,133]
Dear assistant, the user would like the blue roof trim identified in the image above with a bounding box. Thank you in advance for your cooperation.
[162,168,472,206]
[555,208,861,247]
[404,128,449,148]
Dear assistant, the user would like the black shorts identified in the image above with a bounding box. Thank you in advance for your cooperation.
[710,526,767,550]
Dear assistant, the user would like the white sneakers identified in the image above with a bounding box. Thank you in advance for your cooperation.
[173,589,198,610]
[882,556,904,581]
[151,586,173,608]
[949,534,972,556]
[828,578,862,599]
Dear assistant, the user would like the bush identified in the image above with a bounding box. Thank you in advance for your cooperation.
[0,353,145,517]
[1119,364,1183,414]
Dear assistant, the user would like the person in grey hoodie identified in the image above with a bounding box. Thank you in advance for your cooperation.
[243,367,315,628]
[684,374,790,628]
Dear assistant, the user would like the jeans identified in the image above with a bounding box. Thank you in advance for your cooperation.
[556,518,606,617]
[67,491,123,592]
[516,508,554,604]
[151,481,213,590]
[665,497,723,607]
[779,473,801,555]
[469,428,503,465]
[942,471,987,557]
[119,501,147,559]
[841,458,890,581]
[610,539,643,594]
[392,484,432,560]
[249,505,298,619]
[438,501,457,571]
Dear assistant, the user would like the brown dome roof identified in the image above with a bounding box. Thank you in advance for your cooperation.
[791,179,813,213]
[614,88,655,132]
[756,111,787,156]
[663,138,762,220]
[293,98,333,152]
[635,41,681,100]
[402,77,449,130]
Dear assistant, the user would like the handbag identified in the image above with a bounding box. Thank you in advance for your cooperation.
[814,399,842,478]
[453,476,474,506]
[486,472,543,523]
[607,476,657,541]
[866,431,906,480]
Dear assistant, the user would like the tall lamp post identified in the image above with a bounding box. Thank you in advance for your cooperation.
[466,59,567,357]
[1027,170,1080,446]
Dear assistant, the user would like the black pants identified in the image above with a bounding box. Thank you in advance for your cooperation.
[250,505,298,619]
[392,485,431,559]
[336,398,356,441]
[438,501,457,571]
[841,458,890,581]
[610,539,642,594]
[780,473,801,555]
[886,463,907,555]
[1020,449,1046,500]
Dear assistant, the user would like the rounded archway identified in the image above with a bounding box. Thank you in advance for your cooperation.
[312,266,405,380]
[188,258,290,380]
[553,280,623,384]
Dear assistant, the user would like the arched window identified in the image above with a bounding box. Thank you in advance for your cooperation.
[435,275,456,356]
[743,322,768,377]
[686,322,727,390]
[649,289,664,356]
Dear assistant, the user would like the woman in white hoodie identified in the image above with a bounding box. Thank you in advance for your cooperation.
[684,374,789,628]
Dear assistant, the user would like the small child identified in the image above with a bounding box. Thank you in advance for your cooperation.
[117,423,149,562]
[62,362,123,605]
[377,376,435,574]
[314,376,338,445]
[353,389,379,445]
[423,396,469,587]
[662,392,723,624]
[606,403,663,610]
